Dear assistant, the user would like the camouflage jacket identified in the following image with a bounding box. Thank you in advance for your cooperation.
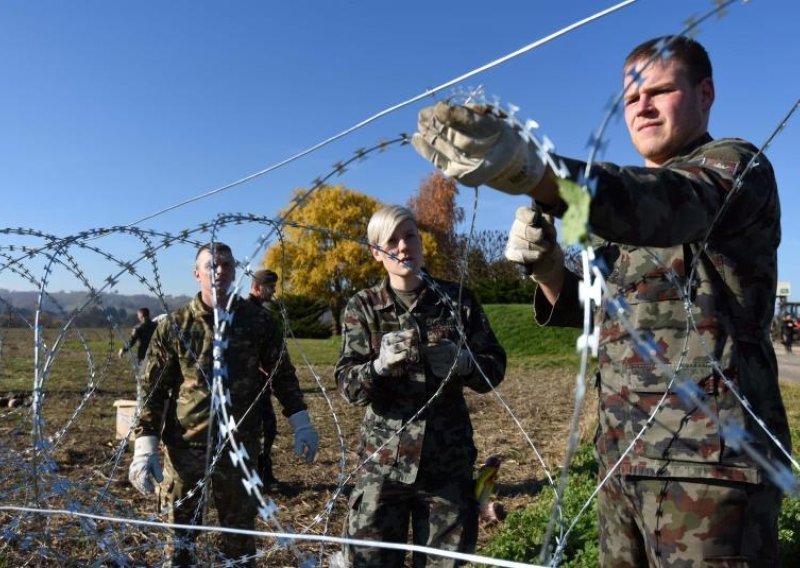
[335,276,506,484]
[536,134,790,483]
[248,294,283,335]
[134,293,307,447]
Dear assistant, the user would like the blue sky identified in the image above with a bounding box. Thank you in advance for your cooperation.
[1,0,798,301]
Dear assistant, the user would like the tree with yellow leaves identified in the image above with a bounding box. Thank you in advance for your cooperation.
[264,185,384,334]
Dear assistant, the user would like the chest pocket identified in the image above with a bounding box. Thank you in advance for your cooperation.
[606,245,688,304]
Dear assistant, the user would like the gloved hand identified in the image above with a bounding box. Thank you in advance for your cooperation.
[505,206,564,283]
[422,339,473,378]
[372,329,418,376]
[117,347,125,358]
[412,102,546,194]
[128,435,163,495]
[288,410,319,464]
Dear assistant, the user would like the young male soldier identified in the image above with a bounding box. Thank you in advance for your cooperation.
[413,36,791,565]
[335,205,506,567]
[118,307,157,363]
[248,268,281,490]
[128,243,319,566]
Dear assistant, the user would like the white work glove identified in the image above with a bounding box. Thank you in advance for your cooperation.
[117,347,125,358]
[422,339,473,379]
[288,410,319,464]
[505,206,564,283]
[412,102,546,195]
[128,435,163,495]
[372,329,418,376]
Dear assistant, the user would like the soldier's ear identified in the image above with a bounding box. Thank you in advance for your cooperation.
[370,245,383,262]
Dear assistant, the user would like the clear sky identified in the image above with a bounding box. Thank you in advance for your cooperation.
[1,0,798,301]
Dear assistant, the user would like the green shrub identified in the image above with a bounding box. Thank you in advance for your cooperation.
[779,493,800,564]
[482,439,800,565]
[279,295,332,339]
[480,445,599,567]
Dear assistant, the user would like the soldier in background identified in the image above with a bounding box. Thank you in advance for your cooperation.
[118,307,157,363]
[334,205,506,567]
[128,242,319,566]
[248,269,281,491]
[413,35,790,565]
[781,313,795,353]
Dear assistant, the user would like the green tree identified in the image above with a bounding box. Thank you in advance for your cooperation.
[463,229,535,303]
[264,185,383,334]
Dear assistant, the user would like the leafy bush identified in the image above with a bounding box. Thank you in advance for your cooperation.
[779,493,800,564]
[482,437,800,566]
[480,445,599,567]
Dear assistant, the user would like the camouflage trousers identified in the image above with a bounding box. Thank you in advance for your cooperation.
[160,442,260,567]
[598,473,782,567]
[345,473,478,568]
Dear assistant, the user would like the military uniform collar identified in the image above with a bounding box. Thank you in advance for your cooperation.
[664,132,713,166]
[190,292,242,317]
[374,274,443,311]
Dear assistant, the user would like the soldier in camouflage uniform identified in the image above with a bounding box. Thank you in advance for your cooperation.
[128,242,319,566]
[413,36,791,566]
[248,268,281,491]
[335,205,506,567]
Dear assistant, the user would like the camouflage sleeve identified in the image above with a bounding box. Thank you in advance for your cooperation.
[261,314,307,417]
[134,319,179,439]
[459,291,507,393]
[334,295,379,405]
[556,139,775,247]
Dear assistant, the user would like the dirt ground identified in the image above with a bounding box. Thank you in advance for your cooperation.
[0,364,596,567]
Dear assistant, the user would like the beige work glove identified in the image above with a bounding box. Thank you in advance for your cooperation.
[128,435,163,495]
[412,102,546,194]
[372,329,418,376]
[505,206,564,283]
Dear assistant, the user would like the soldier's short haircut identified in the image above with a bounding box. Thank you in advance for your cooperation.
[367,206,417,247]
[195,242,233,264]
[138,307,150,319]
[625,35,712,85]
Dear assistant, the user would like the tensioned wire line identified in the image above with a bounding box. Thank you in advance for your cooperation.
[123,0,640,228]
[0,505,547,568]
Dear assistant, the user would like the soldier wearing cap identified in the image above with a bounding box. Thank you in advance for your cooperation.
[249,268,282,490]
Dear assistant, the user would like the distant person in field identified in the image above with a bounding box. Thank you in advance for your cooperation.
[248,268,282,491]
[118,307,157,363]
[128,242,319,566]
[781,313,795,353]
[334,205,506,567]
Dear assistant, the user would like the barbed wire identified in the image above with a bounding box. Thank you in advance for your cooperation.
[2,0,797,566]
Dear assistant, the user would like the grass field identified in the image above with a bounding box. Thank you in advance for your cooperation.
[0,305,798,565]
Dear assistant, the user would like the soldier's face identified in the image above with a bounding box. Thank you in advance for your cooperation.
[371,219,423,286]
[623,57,714,167]
[194,249,236,305]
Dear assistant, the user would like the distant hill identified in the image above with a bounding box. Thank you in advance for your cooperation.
[0,288,192,326]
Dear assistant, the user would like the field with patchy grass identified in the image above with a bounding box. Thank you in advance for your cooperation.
[1,306,798,566]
